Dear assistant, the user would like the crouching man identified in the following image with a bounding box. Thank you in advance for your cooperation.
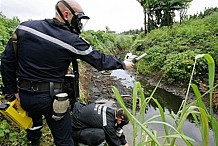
[71,102,130,146]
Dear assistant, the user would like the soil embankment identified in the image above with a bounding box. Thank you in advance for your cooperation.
[80,63,218,115]
[79,63,132,105]
[79,63,218,118]
[80,63,188,105]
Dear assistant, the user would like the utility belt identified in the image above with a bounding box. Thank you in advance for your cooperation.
[18,79,72,121]
[18,80,63,91]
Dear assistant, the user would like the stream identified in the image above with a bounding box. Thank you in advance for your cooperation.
[94,69,215,146]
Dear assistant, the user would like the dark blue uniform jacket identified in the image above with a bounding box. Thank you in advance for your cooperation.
[1,18,125,94]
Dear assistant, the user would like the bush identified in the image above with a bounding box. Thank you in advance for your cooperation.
[131,11,218,85]
[81,30,133,55]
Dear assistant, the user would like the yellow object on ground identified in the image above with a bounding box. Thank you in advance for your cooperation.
[0,99,33,129]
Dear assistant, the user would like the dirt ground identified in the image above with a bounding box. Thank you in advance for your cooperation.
[79,63,132,105]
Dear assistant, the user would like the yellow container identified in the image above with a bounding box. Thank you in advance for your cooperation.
[0,99,33,129]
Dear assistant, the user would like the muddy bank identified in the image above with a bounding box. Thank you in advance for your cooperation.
[80,63,132,105]
[80,63,191,105]
[79,63,218,118]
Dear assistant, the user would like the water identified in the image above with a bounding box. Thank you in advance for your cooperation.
[110,69,135,88]
[107,69,215,146]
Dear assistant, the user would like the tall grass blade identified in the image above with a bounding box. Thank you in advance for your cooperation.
[211,117,218,146]
[132,82,138,117]
[191,113,200,129]
[112,86,162,146]
[135,82,146,142]
[111,86,133,124]
[194,54,217,146]
[191,83,208,113]
[202,54,215,116]
[144,120,195,145]
[171,105,199,146]
[151,98,170,143]
[132,82,139,145]
[198,107,209,146]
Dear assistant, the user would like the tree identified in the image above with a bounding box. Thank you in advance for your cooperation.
[136,0,192,34]
[105,26,110,33]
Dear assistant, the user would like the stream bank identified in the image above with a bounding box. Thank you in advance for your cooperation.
[79,63,217,146]
[79,63,218,118]
[80,63,192,105]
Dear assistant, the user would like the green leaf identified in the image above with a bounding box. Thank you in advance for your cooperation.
[191,83,208,113]
[198,107,209,146]
[0,130,4,137]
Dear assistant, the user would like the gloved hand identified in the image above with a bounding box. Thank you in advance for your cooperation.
[124,60,134,70]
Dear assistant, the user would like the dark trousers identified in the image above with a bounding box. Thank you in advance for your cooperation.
[72,128,105,146]
[19,89,74,146]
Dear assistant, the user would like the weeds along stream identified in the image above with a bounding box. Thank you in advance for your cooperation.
[82,64,215,146]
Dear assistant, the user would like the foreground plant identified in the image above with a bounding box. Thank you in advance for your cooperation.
[112,54,218,146]
[190,54,218,146]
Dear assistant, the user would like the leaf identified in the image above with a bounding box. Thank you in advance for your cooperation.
[0,130,4,137]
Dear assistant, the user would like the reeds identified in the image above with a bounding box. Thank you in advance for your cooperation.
[112,54,218,146]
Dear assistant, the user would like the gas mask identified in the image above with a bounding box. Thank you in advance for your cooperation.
[55,0,90,34]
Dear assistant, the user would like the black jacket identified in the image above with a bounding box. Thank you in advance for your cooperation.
[71,102,127,146]
[1,18,125,94]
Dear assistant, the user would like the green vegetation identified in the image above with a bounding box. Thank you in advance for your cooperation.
[131,9,218,87]
[0,13,20,54]
[112,54,218,146]
[136,0,192,33]
[1,7,218,146]
[0,13,26,145]
[81,30,133,54]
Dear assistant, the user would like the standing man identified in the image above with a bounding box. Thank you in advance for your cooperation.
[71,102,130,146]
[0,0,134,146]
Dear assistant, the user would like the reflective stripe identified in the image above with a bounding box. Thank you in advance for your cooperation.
[17,25,93,55]
[97,105,103,115]
[94,104,99,111]
[95,104,107,126]
[28,125,43,131]
[102,106,107,126]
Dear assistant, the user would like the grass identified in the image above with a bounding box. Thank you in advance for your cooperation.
[112,54,218,146]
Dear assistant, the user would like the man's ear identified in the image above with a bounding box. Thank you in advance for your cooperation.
[63,11,70,20]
